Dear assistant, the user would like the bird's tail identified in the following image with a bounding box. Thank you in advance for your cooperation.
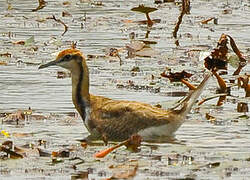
[172,72,212,119]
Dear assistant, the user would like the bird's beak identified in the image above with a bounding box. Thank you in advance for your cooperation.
[38,60,58,69]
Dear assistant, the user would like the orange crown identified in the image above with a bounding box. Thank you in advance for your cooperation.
[56,49,83,61]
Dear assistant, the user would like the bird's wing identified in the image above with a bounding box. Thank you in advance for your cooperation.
[90,95,174,141]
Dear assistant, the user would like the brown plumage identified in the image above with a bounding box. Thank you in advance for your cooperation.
[39,49,211,143]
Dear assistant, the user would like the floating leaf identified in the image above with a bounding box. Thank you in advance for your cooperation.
[24,36,35,46]
[237,114,249,119]
[131,5,157,14]
[161,70,193,82]
[228,54,240,68]
[131,5,158,27]
[109,162,138,179]
[126,41,145,52]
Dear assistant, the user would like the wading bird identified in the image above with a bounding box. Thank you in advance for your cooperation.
[39,49,211,143]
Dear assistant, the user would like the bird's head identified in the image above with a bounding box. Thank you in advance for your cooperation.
[39,49,84,71]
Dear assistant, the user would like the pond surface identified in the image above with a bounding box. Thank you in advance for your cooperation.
[0,0,249,179]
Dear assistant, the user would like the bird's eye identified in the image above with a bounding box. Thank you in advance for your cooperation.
[64,54,71,60]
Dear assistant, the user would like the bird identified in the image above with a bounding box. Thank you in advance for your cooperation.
[39,48,211,143]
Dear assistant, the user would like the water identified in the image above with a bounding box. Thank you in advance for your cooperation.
[0,0,249,179]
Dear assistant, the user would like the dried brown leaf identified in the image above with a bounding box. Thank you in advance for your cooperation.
[0,52,11,57]
[161,70,193,82]
[110,162,138,179]
[32,0,47,12]
[46,15,68,36]
[0,61,8,66]
[201,17,214,24]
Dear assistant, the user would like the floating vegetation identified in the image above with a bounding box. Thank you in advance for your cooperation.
[173,0,190,38]
[131,5,160,27]
[32,0,47,12]
[46,15,68,36]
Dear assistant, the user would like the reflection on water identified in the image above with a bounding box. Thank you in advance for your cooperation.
[0,0,249,179]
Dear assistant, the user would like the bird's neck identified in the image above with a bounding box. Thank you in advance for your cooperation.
[71,57,90,120]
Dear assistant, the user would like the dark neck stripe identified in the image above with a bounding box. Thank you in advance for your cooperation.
[76,60,86,120]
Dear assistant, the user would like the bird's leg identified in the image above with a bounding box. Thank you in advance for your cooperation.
[102,133,108,146]
[94,134,142,158]
[125,134,142,152]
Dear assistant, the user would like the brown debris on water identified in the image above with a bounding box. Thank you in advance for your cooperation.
[204,34,247,75]
[161,70,193,82]
[204,34,228,71]
[0,52,11,58]
[200,17,215,24]
[62,1,71,6]
[0,61,8,66]
[2,107,47,124]
[13,40,25,45]
[227,35,248,76]
[237,102,248,113]
[126,39,159,58]
[46,15,68,36]
[107,48,122,66]
[52,149,70,158]
[62,11,72,17]
[198,93,227,106]
[201,34,248,106]
[205,113,216,122]
[238,75,250,97]
[126,41,145,51]
[108,161,138,179]
[0,144,23,159]
[131,5,159,27]
[173,0,190,38]
[161,70,196,90]
[32,0,47,12]
[0,140,40,159]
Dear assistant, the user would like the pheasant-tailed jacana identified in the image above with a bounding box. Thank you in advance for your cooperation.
[39,49,211,143]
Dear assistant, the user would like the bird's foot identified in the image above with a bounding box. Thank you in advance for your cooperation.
[125,134,142,152]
